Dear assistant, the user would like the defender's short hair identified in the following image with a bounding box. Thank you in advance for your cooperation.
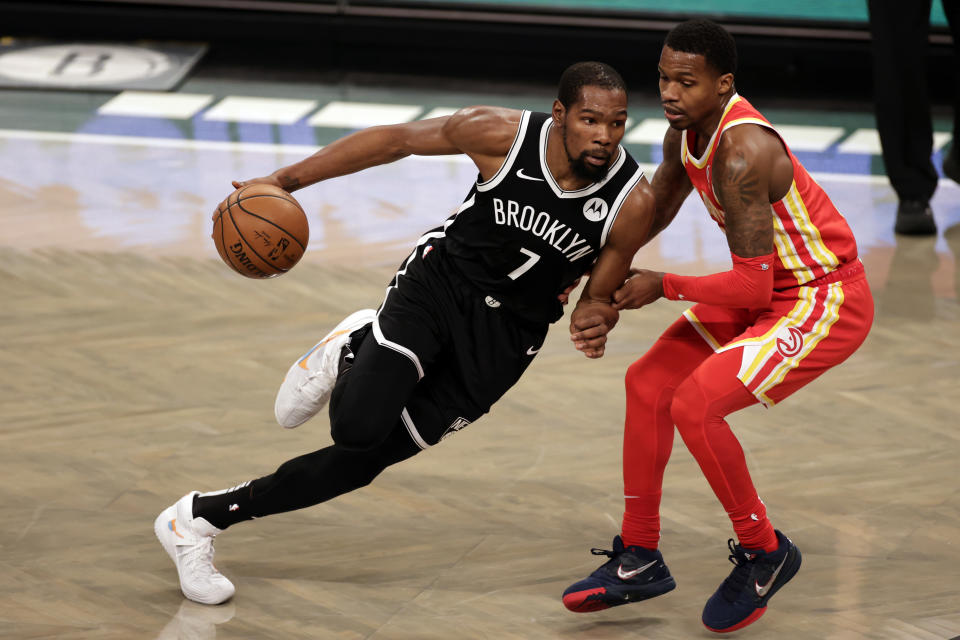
[664,19,737,75]
[557,62,627,108]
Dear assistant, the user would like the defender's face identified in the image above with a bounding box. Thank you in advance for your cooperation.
[658,45,729,130]
[556,86,628,181]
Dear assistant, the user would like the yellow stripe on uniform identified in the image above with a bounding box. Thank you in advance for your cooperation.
[682,308,723,351]
[782,184,840,272]
[771,201,816,285]
[753,282,845,406]
[722,117,769,130]
[717,291,816,386]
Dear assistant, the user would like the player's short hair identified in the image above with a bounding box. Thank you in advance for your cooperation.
[557,62,627,108]
[664,19,737,76]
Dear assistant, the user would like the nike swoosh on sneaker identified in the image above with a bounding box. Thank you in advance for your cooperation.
[754,553,789,596]
[617,559,658,580]
[516,168,544,181]
[168,518,185,539]
[297,330,351,370]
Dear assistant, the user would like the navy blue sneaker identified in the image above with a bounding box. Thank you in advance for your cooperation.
[702,530,802,633]
[562,536,676,612]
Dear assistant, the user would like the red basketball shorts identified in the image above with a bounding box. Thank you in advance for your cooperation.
[681,261,874,407]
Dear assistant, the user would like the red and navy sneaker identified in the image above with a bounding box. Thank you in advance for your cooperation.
[562,536,676,613]
[701,530,802,633]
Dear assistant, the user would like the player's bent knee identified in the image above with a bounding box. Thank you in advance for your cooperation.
[625,358,671,415]
[624,357,653,385]
[329,413,392,452]
[669,378,707,437]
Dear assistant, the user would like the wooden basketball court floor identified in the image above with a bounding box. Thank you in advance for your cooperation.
[2,88,960,640]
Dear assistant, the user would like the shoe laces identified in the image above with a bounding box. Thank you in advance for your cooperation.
[183,535,221,579]
[303,341,349,387]
[719,538,756,602]
[591,543,638,578]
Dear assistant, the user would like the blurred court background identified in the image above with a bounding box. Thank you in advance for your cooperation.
[1,2,958,639]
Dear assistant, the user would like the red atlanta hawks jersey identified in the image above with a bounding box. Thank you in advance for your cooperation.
[680,94,858,289]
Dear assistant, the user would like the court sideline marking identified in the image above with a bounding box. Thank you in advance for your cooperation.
[3,127,959,189]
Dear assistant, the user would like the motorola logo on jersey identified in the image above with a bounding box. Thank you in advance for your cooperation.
[776,327,805,358]
[582,197,609,222]
[492,197,594,262]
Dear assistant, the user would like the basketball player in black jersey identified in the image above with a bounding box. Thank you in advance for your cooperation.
[154,62,654,604]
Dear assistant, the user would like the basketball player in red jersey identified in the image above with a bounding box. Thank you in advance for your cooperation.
[563,20,874,633]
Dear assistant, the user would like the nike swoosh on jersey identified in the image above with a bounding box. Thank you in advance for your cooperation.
[526,346,541,355]
[754,553,789,597]
[617,559,658,580]
[516,168,544,181]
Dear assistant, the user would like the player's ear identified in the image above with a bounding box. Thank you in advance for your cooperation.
[552,99,566,127]
[717,72,734,97]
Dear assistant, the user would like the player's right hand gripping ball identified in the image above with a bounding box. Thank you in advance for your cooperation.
[212,184,309,278]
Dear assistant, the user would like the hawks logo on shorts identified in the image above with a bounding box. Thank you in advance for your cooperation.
[775,327,804,358]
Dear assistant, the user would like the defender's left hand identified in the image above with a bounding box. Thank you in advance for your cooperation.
[613,269,665,310]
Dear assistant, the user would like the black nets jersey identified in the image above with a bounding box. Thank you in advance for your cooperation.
[443,110,644,324]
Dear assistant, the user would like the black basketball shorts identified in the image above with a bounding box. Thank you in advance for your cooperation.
[372,236,549,449]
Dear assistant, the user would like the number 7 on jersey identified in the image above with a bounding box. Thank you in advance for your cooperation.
[507,247,541,280]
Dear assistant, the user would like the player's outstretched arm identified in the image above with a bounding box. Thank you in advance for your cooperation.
[232,106,522,192]
[614,126,779,311]
[570,179,655,358]
[607,129,695,310]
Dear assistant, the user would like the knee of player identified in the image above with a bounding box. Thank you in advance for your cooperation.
[625,357,647,381]
[669,378,704,432]
[624,359,669,410]
[330,414,389,452]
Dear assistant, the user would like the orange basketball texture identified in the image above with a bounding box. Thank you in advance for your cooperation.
[212,184,309,278]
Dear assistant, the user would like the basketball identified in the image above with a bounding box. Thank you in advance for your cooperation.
[212,184,309,278]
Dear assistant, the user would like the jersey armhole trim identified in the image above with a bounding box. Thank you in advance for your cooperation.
[711,119,781,203]
[476,110,530,192]
[600,166,644,246]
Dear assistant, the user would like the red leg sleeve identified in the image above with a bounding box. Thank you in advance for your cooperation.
[621,315,713,549]
[670,349,778,552]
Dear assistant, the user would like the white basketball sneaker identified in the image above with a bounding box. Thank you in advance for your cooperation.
[154,491,235,605]
[274,308,376,428]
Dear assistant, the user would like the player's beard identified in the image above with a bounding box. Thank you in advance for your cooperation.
[563,130,611,182]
